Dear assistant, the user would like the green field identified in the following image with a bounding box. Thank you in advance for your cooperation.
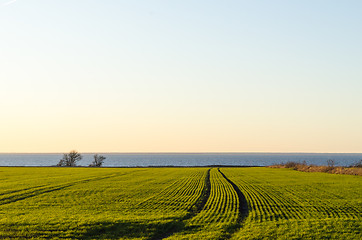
[0,167,361,239]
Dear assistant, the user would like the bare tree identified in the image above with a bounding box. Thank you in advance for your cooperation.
[57,150,82,167]
[350,160,362,168]
[327,159,335,167]
[89,154,106,167]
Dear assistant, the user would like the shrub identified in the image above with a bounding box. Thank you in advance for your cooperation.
[284,161,299,169]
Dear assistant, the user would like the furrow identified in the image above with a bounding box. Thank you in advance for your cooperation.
[0,174,119,206]
[148,168,211,240]
[218,168,248,239]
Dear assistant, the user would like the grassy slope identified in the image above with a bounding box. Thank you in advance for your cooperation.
[222,167,362,240]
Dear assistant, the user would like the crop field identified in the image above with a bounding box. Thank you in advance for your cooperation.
[221,168,361,239]
[0,167,361,239]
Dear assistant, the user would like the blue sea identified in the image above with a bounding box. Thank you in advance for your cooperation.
[0,153,361,167]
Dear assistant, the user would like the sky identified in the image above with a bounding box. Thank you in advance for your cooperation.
[0,0,361,153]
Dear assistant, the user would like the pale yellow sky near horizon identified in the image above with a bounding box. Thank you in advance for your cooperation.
[1,1,361,153]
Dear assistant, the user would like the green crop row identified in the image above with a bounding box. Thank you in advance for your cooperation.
[0,167,360,239]
[221,167,362,240]
[0,167,208,239]
[136,169,207,215]
[165,168,239,240]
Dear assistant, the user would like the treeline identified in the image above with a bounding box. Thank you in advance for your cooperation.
[57,150,106,167]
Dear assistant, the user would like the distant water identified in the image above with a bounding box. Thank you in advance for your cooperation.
[0,153,361,167]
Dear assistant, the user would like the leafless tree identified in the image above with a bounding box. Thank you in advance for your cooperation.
[57,150,82,167]
[89,154,106,167]
[327,159,335,167]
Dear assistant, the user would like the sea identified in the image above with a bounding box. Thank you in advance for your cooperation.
[0,153,361,167]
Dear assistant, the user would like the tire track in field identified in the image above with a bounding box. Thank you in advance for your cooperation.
[217,168,248,239]
[149,168,211,240]
[0,173,122,206]
[0,185,47,197]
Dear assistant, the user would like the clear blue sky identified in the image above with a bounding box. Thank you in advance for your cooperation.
[1,1,361,152]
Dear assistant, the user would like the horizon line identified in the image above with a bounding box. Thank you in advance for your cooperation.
[1,151,362,154]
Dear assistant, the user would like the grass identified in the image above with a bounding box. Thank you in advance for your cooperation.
[221,167,362,239]
[165,168,239,239]
[0,167,361,239]
[0,167,207,239]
